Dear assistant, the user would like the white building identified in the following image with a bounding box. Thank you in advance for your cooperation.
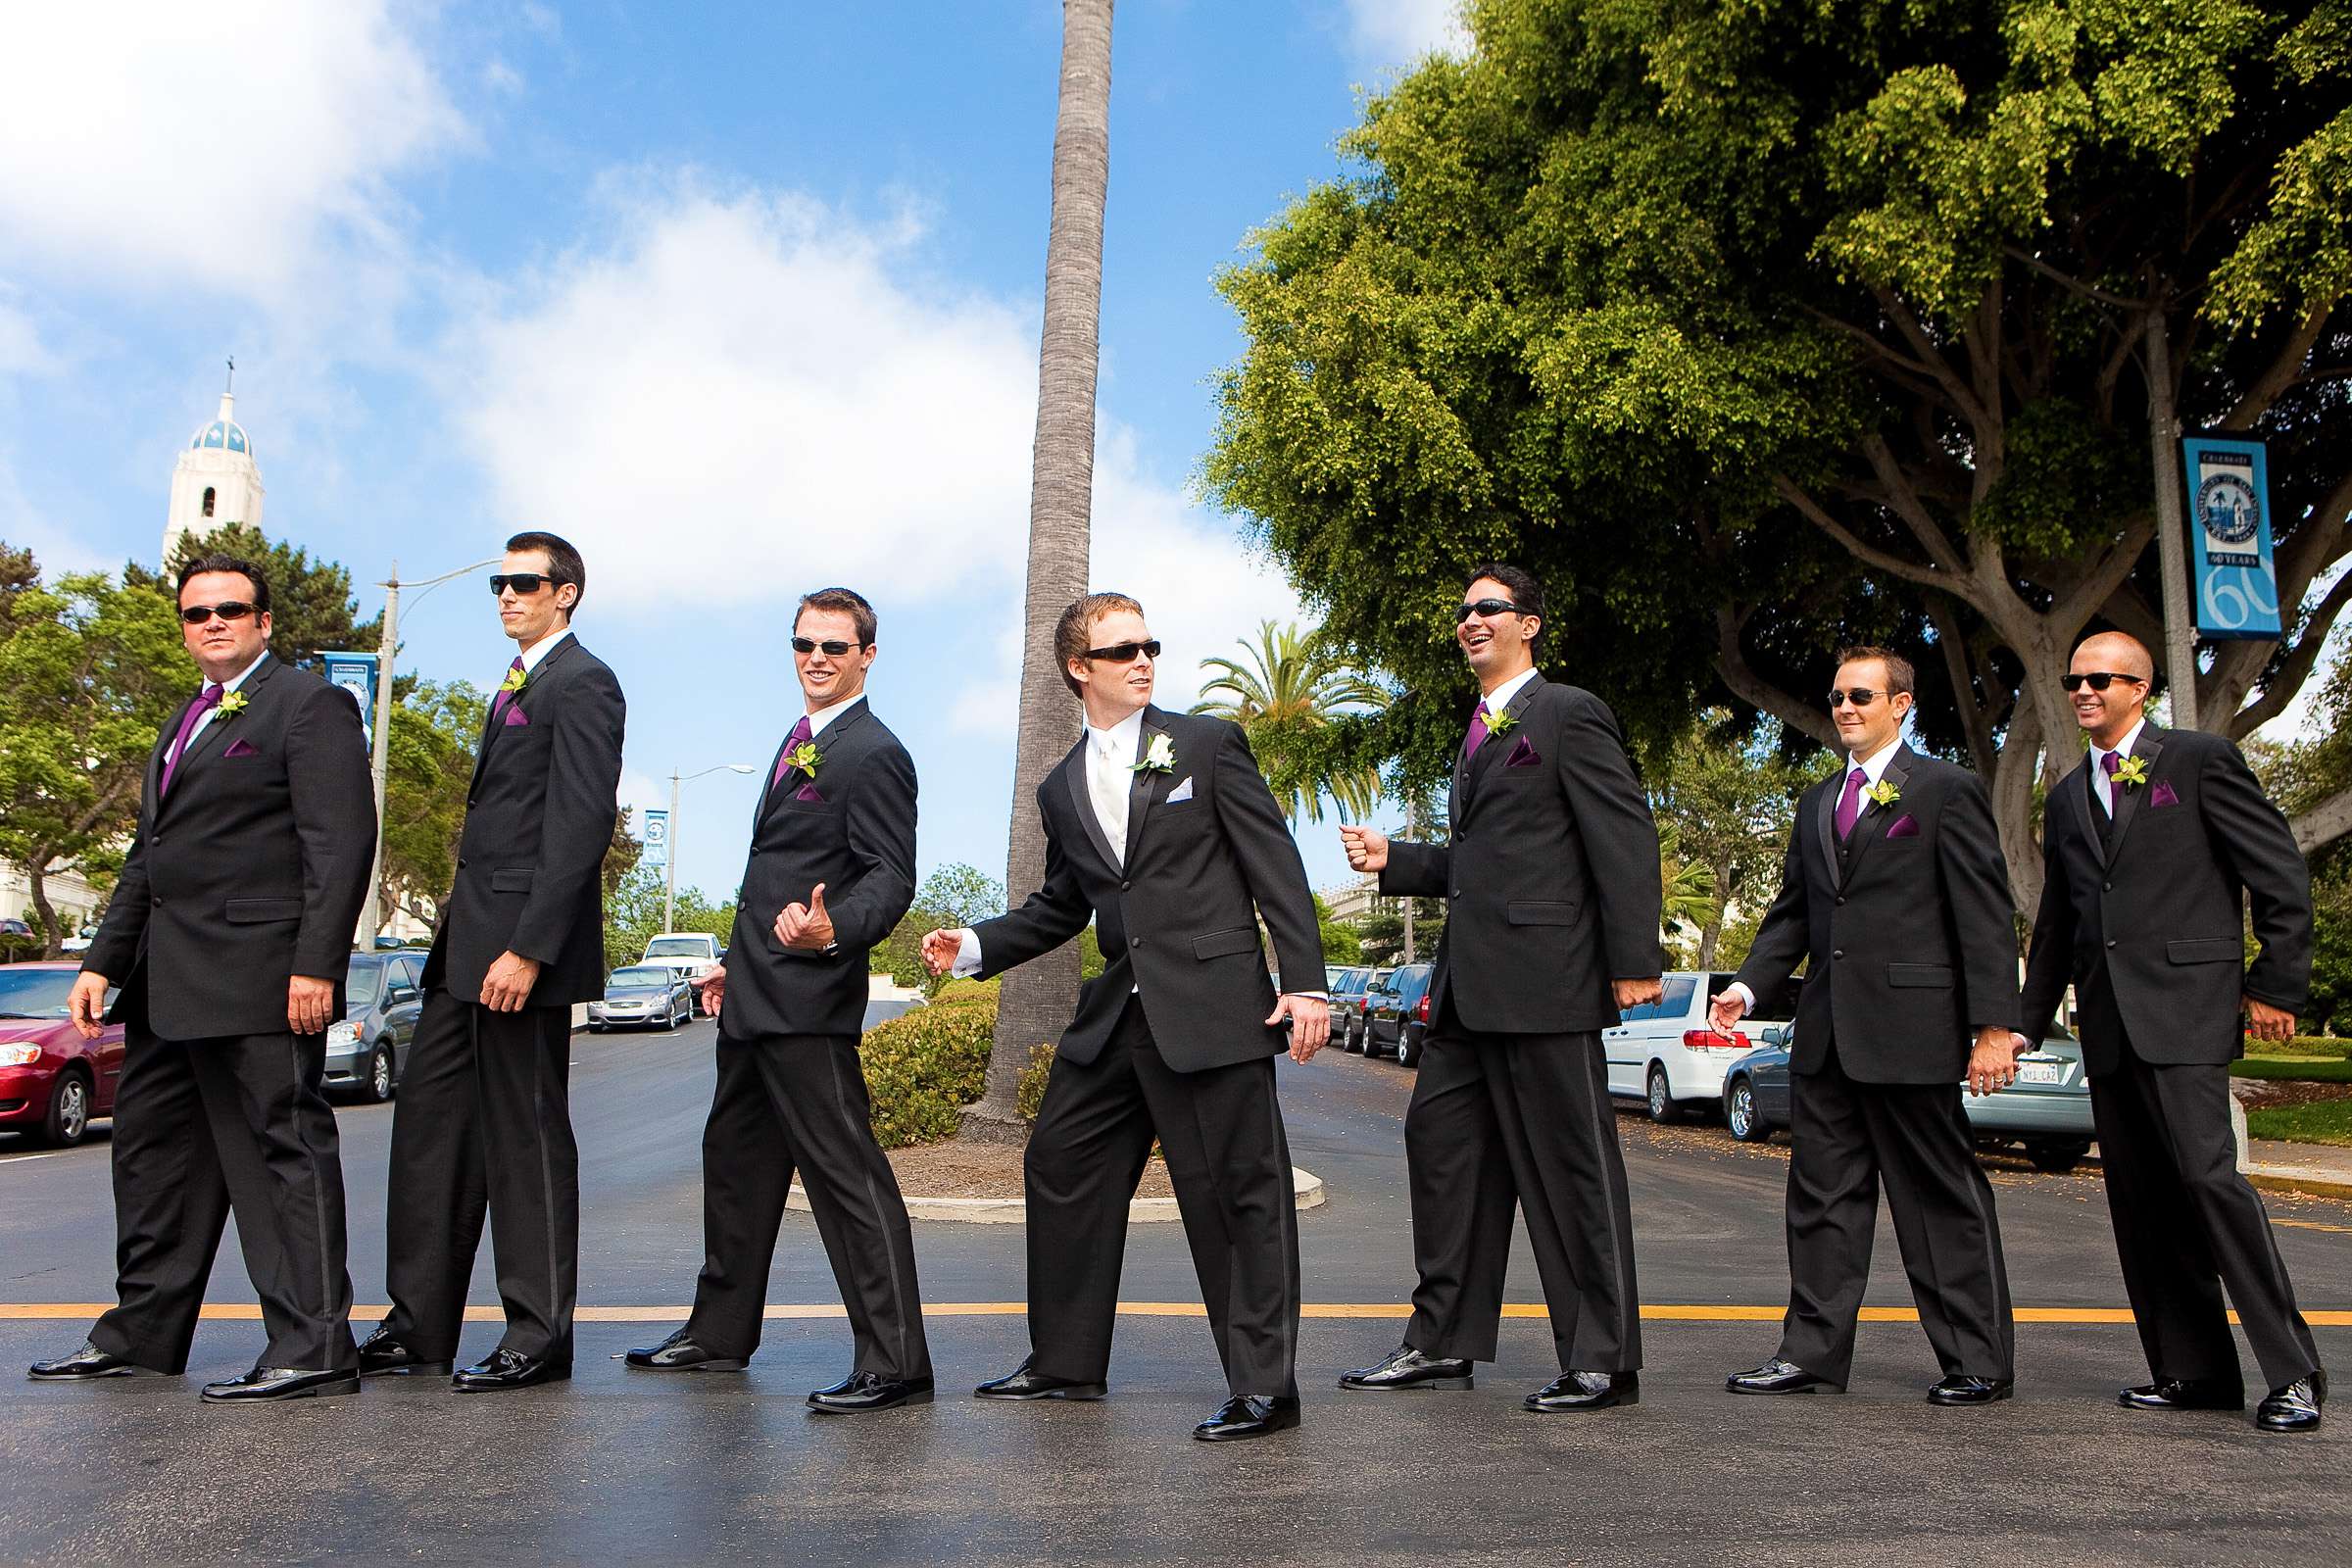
[163,388,264,564]
[1318,874,1389,925]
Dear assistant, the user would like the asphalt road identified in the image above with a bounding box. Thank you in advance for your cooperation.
[2,1021,2346,1566]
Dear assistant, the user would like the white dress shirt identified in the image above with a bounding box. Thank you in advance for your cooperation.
[1727,734,1905,1015]
[2088,718,2146,816]
[172,648,270,763]
[1477,666,1539,725]
[513,624,572,678]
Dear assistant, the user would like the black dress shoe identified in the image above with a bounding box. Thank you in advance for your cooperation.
[200,1366,360,1402]
[1525,1370,1640,1412]
[2119,1377,2243,1411]
[1726,1357,1837,1396]
[1927,1375,2014,1406]
[1193,1395,1301,1442]
[973,1355,1107,1401]
[357,1326,452,1379]
[2256,1372,2326,1433]
[27,1341,163,1381]
[1338,1344,1474,1392]
[452,1348,571,1393]
[808,1370,935,1413]
[625,1328,747,1372]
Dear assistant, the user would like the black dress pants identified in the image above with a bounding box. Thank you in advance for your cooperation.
[1402,1002,1642,1373]
[1024,999,1300,1398]
[380,991,577,1361]
[91,1024,356,1373]
[686,1031,931,1378]
[1777,1046,2014,1386]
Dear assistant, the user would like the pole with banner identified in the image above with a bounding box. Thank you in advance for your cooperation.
[2181,436,2283,642]
[319,651,379,745]
[646,805,673,934]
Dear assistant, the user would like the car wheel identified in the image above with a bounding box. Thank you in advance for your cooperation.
[1396,1026,1421,1068]
[668,996,686,1030]
[1725,1075,1766,1142]
[364,1042,397,1103]
[2027,1139,2091,1174]
[587,1023,606,1034]
[1645,1064,1682,1124]
[39,1067,92,1148]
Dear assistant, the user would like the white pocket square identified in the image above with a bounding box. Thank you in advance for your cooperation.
[1165,775,1194,804]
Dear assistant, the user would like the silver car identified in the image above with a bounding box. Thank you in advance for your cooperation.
[588,964,695,1032]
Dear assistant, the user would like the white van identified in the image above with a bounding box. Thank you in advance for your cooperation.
[1603,970,1788,1123]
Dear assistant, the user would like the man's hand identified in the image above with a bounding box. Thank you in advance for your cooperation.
[2245,996,2297,1043]
[1339,824,1390,874]
[1268,993,1330,1063]
[480,951,542,1012]
[1613,976,1664,1010]
[1966,1026,2020,1097]
[288,975,335,1036]
[776,884,836,952]
[69,972,109,1040]
[697,963,726,1017]
[919,929,963,978]
[1708,989,1748,1037]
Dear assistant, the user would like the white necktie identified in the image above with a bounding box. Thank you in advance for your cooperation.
[1089,737,1130,862]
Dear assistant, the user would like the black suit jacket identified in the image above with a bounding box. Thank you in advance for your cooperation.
[720,699,917,1041]
[1380,673,1662,1035]
[1733,745,2018,1084]
[971,707,1323,1074]
[421,634,626,1008]
[2019,722,2310,1074]
[85,654,376,1040]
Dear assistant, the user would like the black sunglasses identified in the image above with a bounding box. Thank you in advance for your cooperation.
[2062,671,2146,693]
[489,572,564,596]
[790,637,865,657]
[1455,598,1522,623]
[1084,640,1161,663]
[179,601,258,625]
[1826,688,1887,708]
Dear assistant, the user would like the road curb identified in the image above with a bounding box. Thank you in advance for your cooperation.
[788,1165,1328,1225]
[2247,1170,2352,1202]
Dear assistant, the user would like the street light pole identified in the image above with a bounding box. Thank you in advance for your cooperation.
[663,763,758,935]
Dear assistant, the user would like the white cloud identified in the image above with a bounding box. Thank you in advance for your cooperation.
[1341,0,1470,67]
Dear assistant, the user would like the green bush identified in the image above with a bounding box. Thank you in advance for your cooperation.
[2231,1056,2352,1084]
[1018,1042,1055,1122]
[2250,1036,2352,1059]
[858,978,1055,1149]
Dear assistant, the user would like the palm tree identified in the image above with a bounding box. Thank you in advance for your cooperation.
[1189,620,1390,823]
[1657,823,1720,939]
[965,0,1116,1140]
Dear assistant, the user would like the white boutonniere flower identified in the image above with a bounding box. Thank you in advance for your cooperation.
[1135,733,1176,774]
[1865,779,1899,808]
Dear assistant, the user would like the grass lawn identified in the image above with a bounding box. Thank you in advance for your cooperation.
[2232,1055,2352,1084]
[2246,1100,2352,1148]
[2247,1036,2352,1059]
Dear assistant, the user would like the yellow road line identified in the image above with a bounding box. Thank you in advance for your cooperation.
[0,1303,2347,1325]
[2276,1218,2352,1236]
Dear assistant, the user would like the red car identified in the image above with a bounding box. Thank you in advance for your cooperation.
[0,961,122,1148]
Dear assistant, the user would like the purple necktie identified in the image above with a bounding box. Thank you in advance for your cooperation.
[490,657,525,720]
[160,683,223,797]
[1834,765,1866,841]
[2099,750,2122,816]
[1463,703,1492,761]
[770,715,813,791]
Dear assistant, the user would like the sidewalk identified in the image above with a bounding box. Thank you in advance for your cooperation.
[2246,1137,2352,1200]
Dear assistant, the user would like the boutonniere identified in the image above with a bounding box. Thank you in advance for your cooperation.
[499,665,527,696]
[1865,779,1899,808]
[2113,756,2150,791]
[786,741,823,778]
[1483,704,1519,738]
[217,691,250,719]
[1134,733,1176,774]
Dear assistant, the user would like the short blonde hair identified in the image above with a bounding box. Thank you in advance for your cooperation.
[1056,593,1147,696]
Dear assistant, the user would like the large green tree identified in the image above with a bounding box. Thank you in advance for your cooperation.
[1207,0,2352,911]
[138,521,382,667]
[1189,620,1390,822]
[1650,712,1836,966]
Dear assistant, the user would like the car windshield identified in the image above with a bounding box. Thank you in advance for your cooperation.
[344,961,385,1006]
[0,968,74,1018]
[643,939,708,957]
[610,967,668,989]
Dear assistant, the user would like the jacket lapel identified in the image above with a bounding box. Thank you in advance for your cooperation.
[1814,772,1840,886]
[2076,756,2107,867]
[1059,737,1120,872]
[763,700,868,810]
[471,635,577,789]
[2104,722,2165,862]
[1837,744,1912,887]
[161,654,277,812]
[1458,671,1545,818]
[1123,709,1170,863]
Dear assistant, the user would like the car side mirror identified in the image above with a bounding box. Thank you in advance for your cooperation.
[387,985,416,1004]
[1761,1026,1786,1048]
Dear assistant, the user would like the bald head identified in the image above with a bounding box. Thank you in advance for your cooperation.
[2077,632,2154,682]
[2066,631,2154,747]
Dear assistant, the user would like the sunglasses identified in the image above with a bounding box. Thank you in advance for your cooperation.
[179,601,258,625]
[2062,671,2146,693]
[1084,640,1161,663]
[489,572,564,596]
[790,637,865,657]
[1455,598,1522,623]
[1826,688,1886,708]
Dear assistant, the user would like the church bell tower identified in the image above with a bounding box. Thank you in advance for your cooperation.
[163,361,264,565]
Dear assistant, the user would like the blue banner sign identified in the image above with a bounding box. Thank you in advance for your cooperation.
[2180,437,2281,640]
[319,650,379,745]
[642,808,669,871]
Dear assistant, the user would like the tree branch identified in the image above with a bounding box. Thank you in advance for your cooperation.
[1771,472,1966,597]
[2220,302,2336,431]
[2292,784,2352,857]
[1928,594,1997,776]
[1712,603,1839,750]
[2001,245,2145,312]
[2224,564,2352,739]
[1859,437,1971,572]
[1873,289,1996,434]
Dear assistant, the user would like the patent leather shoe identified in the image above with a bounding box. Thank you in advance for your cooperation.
[1927,1375,2014,1406]
[200,1366,359,1402]
[357,1326,451,1379]
[1193,1395,1300,1442]
[1525,1370,1640,1412]
[452,1348,571,1392]
[2256,1371,2326,1433]
[27,1341,162,1381]
[2119,1377,2242,1411]
[808,1370,935,1413]
[1726,1357,1836,1396]
[625,1329,746,1372]
[1338,1344,1473,1392]
[973,1355,1106,1401]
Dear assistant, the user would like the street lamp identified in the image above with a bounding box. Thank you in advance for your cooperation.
[666,763,758,935]
[358,555,503,946]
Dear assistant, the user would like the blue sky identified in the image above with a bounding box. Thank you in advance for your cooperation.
[0,0,1471,908]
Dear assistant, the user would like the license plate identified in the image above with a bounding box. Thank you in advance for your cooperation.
[2015,1059,2065,1086]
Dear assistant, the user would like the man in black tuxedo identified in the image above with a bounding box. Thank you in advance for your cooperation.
[626,587,932,1412]
[918,592,1329,1443]
[362,531,626,1392]
[1338,564,1662,1413]
[2018,631,2323,1432]
[1708,648,2022,1405]
[32,554,375,1402]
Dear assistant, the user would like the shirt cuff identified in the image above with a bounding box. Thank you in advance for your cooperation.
[1728,981,1755,1012]
[952,929,983,979]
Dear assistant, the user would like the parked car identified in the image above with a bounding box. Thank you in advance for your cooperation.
[0,961,122,1148]
[1721,1025,2098,1172]
[862,996,926,1031]
[1327,966,1377,1052]
[1364,963,1436,1065]
[325,951,427,1102]
[1602,971,1788,1123]
[589,964,696,1032]
[639,932,725,1012]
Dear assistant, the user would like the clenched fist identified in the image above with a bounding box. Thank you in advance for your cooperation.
[919,929,965,978]
[1338,824,1390,873]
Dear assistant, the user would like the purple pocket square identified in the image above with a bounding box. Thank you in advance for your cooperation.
[2149,779,2180,808]
[502,706,530,727]
[794,781,824,804]
[1503,736,1541,767]
[1885,813,1920,839]
[222,737,259,759]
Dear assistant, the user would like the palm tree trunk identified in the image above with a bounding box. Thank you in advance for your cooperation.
[963,0,1114,1141]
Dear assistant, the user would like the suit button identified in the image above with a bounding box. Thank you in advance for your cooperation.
[1453,888,1463,898]
[2102,881,2113,892]
[457,858,468,869]
[1130,937,1142,949]
[2106,939,2118,949]
[1832,949,1844,960]
[1836,896,1846,906]
[152,897,163,908]
[466,798,478,808]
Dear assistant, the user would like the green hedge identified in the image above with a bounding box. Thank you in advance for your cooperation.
[858,979,1058,1150]
[2250,1036,2352,1060]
